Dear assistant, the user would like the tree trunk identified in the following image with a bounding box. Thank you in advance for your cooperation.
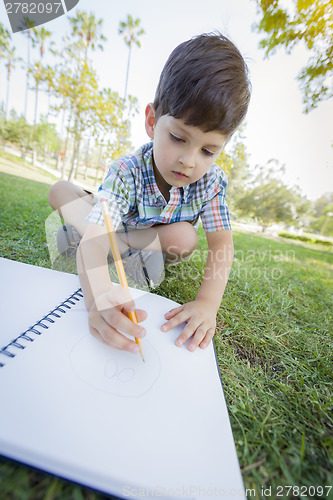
[0,62,2,110]
[68,116,79,181]
[24,34,30,120]
[32,84,39,166]
[84,134,91,180]
[73,132,82,180]
[124,43,132,101]
[5,75,10,120]
[56,104,67,171]
[95,145,103,186]
[61,112,72,179]
[55,150,60,170]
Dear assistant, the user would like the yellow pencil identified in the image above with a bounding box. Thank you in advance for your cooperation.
[100,198,145,362]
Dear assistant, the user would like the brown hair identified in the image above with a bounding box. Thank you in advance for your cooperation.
[153,32,251,136]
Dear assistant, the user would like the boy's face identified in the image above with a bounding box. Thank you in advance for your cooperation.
[145,104,227,194]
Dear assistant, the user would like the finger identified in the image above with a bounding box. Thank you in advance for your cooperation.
[122,299,139,314]
[103,307,146,339]
[199,329,215,349]
[175,321,200,347]
[90,325,110,346]
[94,318,140,354]
[164,305,184,320]
[133,308,148,323]
[108,288,147,326]
[161,309,189,332]
[187,325,208,352]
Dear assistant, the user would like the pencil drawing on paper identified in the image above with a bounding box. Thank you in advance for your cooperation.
[104,358,135,382]
[69,335,161,397]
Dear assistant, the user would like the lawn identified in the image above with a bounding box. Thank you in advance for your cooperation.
[0,165,332,500]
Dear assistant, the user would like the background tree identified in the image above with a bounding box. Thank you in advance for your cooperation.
[54,11,107,179]
[20,19,35,120]
[4,46,22,119]
[213,126,252,215]
[0,24,10,109]
[0,9,140,186]
[310,192,333,236]
[29,61,45,141]
[253,0,333,112]
[36,115,59,161]
[69,10,106,62]
[221,126,251,212]
[29,27,53,164]
[41,64,56,116]
[31,27,53,61]
[119,15,145,101]
[236,160,311,228]
[58,57,98,181]
[1,110,31,150]
[91,87,130,183]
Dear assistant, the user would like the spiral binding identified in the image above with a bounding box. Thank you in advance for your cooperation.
[0,288,83,368]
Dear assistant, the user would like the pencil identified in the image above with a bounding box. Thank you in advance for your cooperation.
[100,198,145,362]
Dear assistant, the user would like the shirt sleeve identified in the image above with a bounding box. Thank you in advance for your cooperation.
[200,168,232,232]
[86,162,131,230]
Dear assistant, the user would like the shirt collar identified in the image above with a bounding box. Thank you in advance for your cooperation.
[144,146,165,204]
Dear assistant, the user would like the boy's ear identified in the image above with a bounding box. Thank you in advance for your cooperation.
[145,103,156,139]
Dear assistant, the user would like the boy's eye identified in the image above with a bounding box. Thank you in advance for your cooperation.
[170,133,184,143]
[202,148,214,157]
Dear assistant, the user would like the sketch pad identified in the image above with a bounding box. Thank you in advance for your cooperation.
[0,258,245,499]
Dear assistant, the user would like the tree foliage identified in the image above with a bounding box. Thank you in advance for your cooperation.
[119,15,145,100]
[0,23,10,60]
[4,45,22,118]
[253,0,333,112]
[215,126,252,214]
[69,10,106,62]
[310,192,333,235]
[36,115,59,156]
[1,110,32,149]
[119,15,145,48]
[236,159,311,227]
[0,11,143,183]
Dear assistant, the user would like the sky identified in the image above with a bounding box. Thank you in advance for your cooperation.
[0,0,332,201]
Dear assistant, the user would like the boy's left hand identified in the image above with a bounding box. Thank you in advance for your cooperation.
[160,298,217,351]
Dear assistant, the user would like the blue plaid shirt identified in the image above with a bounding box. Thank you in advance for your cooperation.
[87,142,231,232]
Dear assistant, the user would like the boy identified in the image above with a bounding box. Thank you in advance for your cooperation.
[48,32,251,354]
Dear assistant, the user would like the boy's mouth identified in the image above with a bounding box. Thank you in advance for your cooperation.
[172,171,188,179]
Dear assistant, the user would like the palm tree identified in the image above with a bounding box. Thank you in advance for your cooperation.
[21,19,35,120]
[30,27,53,164]
[31,27,53,60]
[0,23,10,109]
[31,28,53,125]
[5,46,22,119]
[29,62,44,131]
[65,11,106,177]
[119,15,145,101]
[42,65,56,116]
[0,23,10,59]
[69,11,106,62]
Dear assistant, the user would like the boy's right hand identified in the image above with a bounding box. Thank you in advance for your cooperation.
[88,287,147,353]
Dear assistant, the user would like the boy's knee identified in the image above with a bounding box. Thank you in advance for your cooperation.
[181,222,198,254]
[48,180,71,210]
[48,180,91,211]
[167,222,198,258]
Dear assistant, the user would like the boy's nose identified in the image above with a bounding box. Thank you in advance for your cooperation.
[179,150,196,168]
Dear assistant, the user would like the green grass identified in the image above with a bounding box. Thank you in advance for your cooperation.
[0,167,332,500]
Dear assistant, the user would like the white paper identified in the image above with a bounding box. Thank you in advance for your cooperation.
[0,258,245,499]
